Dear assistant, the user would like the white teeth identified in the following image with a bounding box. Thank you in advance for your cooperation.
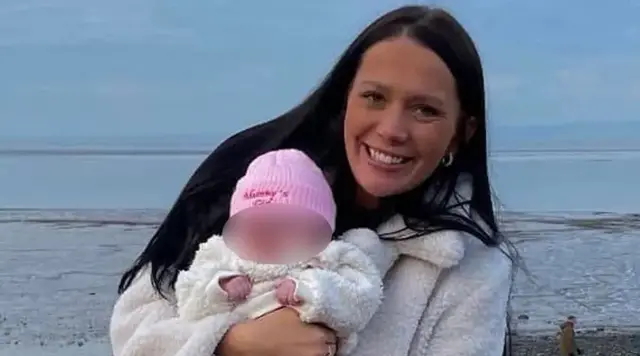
[367,147,406,165]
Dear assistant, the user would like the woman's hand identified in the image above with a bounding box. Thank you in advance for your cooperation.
[217,307,337,356]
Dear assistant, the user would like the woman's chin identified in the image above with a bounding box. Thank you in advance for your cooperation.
[358,179,405,200]
[352,161,416,200]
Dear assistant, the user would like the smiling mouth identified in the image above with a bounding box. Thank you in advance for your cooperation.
[363,144,412,165]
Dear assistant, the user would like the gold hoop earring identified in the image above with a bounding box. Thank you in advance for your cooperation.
[441,152,454,167]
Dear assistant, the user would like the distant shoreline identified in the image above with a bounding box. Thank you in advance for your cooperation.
[1,209,639,229]
[1,147,640,157]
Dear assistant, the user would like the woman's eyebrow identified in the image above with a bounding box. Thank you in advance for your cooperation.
[407,93,445,108]
[358,80,445,107]
[357,80,388,91]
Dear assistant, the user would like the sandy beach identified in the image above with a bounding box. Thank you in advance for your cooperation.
[1,209,639,355]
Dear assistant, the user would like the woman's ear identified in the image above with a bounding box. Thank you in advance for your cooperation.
[464,116,478,143]
[447,116,478,155]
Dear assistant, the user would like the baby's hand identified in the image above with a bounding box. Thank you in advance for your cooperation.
[219,275,252,302]
[275,278,301,306]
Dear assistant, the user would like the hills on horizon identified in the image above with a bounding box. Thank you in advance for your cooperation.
[489,120,640,150]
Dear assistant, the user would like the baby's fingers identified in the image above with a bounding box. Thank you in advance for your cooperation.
[289,291,302,305]
[242,280,252,296]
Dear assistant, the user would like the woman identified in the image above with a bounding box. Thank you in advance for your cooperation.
[110,5,514,356]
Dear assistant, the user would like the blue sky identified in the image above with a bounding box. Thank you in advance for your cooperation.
[0,0,638,138]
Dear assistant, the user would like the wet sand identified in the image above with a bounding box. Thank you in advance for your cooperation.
[1,209,639,355]
[512,333,640,355]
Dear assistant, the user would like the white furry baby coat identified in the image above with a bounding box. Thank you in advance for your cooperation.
[110,180,512,356]
[174,231,383,355]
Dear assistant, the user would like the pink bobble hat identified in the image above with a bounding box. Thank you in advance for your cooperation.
[227,148,336,233]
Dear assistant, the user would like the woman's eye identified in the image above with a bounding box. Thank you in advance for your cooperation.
[412,105,441,119]
[360,91,386,108]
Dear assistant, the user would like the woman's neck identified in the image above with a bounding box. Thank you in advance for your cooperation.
[355,186,379,209]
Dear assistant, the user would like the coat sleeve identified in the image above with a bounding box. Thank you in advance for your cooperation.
[289,238,384,337]
[175,236,243,320]
[422,244,513,356]
[110,267,247,356]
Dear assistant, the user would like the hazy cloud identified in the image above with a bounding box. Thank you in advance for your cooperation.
[486,73,522,93]
[0,0,638,136]
[0,0,197,45]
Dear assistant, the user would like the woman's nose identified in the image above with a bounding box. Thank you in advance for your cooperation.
[375,109,409,144]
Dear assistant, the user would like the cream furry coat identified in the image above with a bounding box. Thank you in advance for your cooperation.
[174,230,384,355]
[110,181,512,356]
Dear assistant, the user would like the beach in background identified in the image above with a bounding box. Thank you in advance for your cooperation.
[1,141,639,355]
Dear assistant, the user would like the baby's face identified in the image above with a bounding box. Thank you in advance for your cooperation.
[223,207,332,264]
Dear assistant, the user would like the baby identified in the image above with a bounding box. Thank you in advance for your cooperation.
[175,149,384,355]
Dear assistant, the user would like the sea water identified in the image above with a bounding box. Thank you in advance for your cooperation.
[1,147,639,213]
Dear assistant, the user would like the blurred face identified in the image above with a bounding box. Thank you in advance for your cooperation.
[223,206,332,264]
[344,36,468,203]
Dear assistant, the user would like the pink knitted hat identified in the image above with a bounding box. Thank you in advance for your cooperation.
[229,149,336,231]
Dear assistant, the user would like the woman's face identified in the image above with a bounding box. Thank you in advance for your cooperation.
[344,36,463,201]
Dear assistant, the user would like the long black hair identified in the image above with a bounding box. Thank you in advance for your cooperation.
[118,5,512,354]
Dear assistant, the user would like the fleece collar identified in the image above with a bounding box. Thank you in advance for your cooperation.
[376,176,475,268]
